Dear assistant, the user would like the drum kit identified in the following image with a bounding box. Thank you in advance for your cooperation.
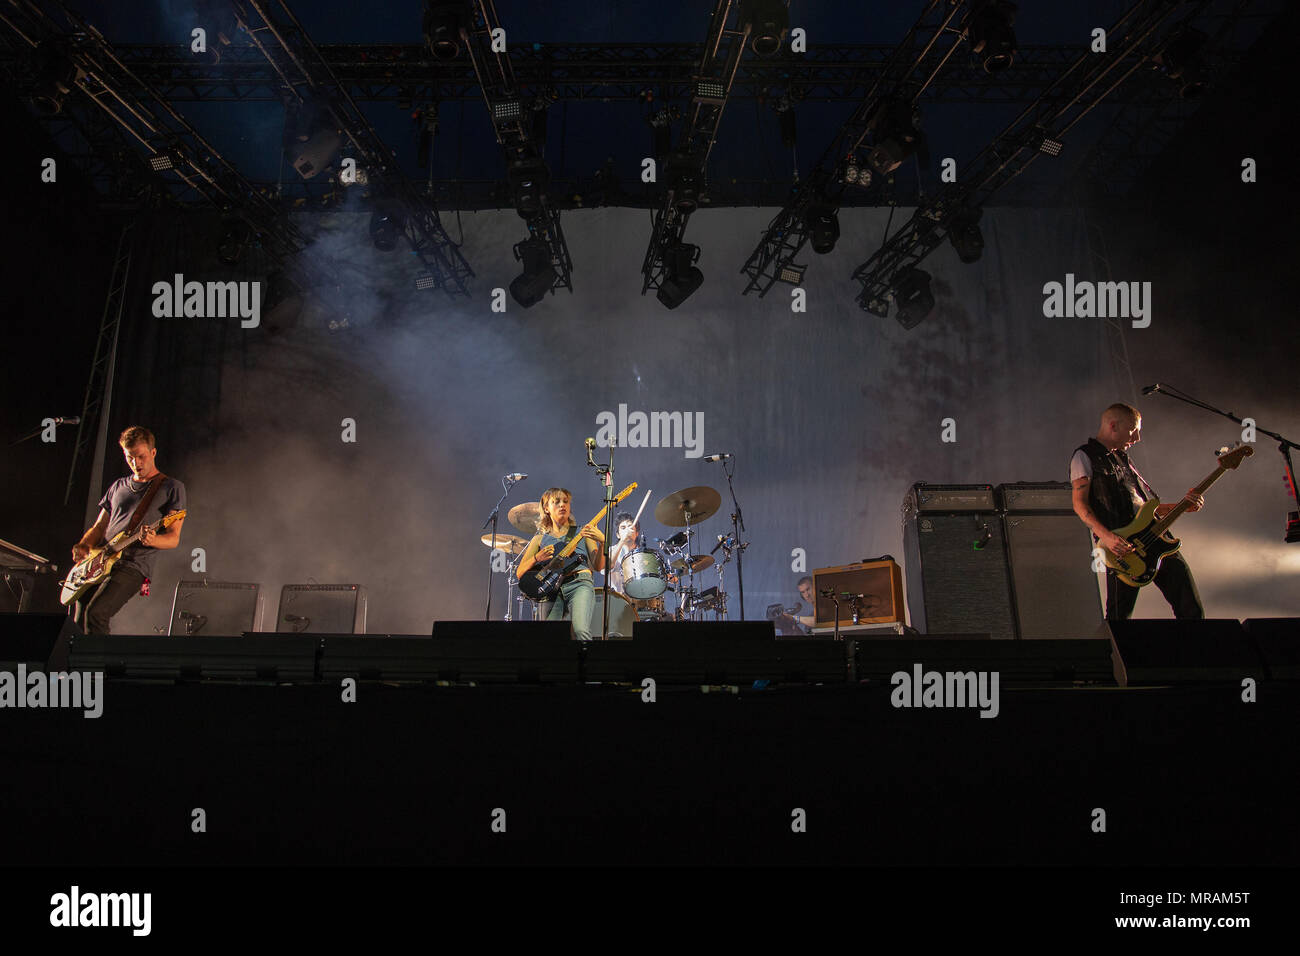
[479,484,743,628]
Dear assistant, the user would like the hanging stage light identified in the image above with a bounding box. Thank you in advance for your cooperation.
[510,237,555,308]
[892,268,935,329]
[805,203,840,255]
[966,1,1018,74]
[947,206,984,264]
[656,242,704,310]
[742,0,790,58]
[508,158,550,219]
[423,1,467,61]
[867,99,926,175]
[369,205,405,252]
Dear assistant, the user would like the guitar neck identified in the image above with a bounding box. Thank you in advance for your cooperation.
[1152,465,1227,534]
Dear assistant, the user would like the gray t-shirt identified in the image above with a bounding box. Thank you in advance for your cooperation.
[98,475,187,578]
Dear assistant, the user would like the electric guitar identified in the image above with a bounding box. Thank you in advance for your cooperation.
[1103,445,1251,587]
[518,484,637,601]
[59,510,187,605]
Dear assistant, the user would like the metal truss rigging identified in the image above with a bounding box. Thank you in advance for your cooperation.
[850,0,1219,319]
[235,0,473,297]
[460,0,572,302]
[741,0,970,297]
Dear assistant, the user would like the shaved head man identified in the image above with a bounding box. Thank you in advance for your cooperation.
[1070,403,1204,621]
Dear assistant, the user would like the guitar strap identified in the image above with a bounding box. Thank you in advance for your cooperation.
[125,473,168,537]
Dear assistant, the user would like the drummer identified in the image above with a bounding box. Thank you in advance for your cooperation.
[605,512,640,596]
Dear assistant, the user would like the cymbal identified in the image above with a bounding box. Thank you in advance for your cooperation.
[481,532,529,555]
[507,501,543,534]
[670,553,715,574]
[654,486,721,527]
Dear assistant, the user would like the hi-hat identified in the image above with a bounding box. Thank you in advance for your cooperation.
[654,486,721,526]
[481,532,529,554]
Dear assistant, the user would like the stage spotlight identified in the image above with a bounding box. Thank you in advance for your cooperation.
[149,148,185,172]
[667,155,702,216]
[423,2,467,60]
[217,219,252,265]
[288,101,342,180]
[892,269,934,329]
[369,206,405,252]
[510,237,555,308]
[508,158,550,219]
[804,203,840,255]
[947,206,984,264]
[966,0,1018,73]
[742,0,789,58]
[867,99,926,175]
[29,42,83,115]
[1155,27,1209,99]
[656,242,703,310]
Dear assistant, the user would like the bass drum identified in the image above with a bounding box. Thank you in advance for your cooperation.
[593,587,637,637]
[621,547,667,600]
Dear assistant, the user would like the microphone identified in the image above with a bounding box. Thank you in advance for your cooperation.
[53,416,81,425]
[1141,383,1161,395]
[702,453,732,462]
[585,437,596,467]
[503,473,528,482]
[710,533,733,555]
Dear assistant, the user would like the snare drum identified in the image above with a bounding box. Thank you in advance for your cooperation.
[621,547,668,600]
[593,586,637,637]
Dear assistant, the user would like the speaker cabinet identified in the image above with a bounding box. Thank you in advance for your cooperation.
[1003,513,1102,639]
[1107,619,1266,685]
[168,580,263,636]
[903,511,1015,640]
[276,584,367,634]
[0,612,78,670]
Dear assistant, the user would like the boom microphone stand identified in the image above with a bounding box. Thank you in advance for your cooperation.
[1143,383,1300,542]
[482,474,525,621]
[588,437,616,640]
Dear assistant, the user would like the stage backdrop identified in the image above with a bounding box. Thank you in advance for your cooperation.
[96,203,1298,635]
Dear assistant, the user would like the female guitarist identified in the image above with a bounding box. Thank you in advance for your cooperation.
[516,487,605,640]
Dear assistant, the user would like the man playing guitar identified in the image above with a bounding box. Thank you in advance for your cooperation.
[1070,403,1204,620]
[71,426,187,634]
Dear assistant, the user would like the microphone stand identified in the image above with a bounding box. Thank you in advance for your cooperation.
[1147,384,1300,541]
[590,441,616,640]
[481,475,522,622]
[720,457,746,620]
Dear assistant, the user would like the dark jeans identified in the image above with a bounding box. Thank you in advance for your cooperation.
[73,565,145,635]
[1105,551,1204,621]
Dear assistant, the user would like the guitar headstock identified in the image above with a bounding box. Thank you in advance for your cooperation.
[613,482,638,504]
[1215,444,1254,469]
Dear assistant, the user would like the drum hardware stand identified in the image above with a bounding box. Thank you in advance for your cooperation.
[481,474,525,622]
[588,438,616,640]
[715,456,747,620]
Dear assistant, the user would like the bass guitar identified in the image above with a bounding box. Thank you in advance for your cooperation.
[59,510,187,605]
[1103,445,1251,587]
[518,484,636,600]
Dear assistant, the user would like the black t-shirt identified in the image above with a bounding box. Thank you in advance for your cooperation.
[98,475,187,579]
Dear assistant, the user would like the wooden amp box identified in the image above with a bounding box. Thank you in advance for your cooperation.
[811,559,906,628]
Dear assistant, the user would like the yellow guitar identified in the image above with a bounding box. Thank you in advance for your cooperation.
[1103,445,1251,587]
[59,510,187,605]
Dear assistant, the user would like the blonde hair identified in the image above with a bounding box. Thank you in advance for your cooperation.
[537,487,575,536]
[1101,403,1140,427]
